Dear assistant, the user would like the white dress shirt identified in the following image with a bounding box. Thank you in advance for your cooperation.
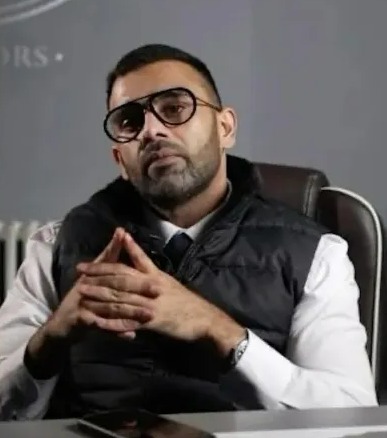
[0,206,378,419]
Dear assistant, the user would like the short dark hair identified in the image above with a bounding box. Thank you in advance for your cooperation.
[106,44,222,108]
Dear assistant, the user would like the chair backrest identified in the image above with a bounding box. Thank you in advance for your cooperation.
[257,162,329,217]
[255,162,386,401]
[318,187,386,400]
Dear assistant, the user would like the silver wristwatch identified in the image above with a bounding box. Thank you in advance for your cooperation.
[229,329,249,368]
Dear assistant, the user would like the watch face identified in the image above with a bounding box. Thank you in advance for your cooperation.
[223,330,249,370]
[232,331,249,366]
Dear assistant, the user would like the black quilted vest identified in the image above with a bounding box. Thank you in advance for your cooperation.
[47,155,324,417]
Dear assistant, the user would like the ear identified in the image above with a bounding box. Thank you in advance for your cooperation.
[111,146,129,180]
[218,107,237,151]
[111,146,120,164]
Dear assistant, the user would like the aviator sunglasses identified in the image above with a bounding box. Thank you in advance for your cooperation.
[103,87,222,143]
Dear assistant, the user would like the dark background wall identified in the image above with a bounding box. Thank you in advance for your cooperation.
[1,0,386,222]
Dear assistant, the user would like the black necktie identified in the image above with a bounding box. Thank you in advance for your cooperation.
[164,232,192,270]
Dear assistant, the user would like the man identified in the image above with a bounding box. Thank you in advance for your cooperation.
[0,44,377,420]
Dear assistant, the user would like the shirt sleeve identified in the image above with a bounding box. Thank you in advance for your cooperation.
[231,233,378,409]
[0,222,60,420]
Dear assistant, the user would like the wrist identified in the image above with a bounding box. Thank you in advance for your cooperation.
[44,314,70,341]
[204,309,246,357]
[25,323,70,379]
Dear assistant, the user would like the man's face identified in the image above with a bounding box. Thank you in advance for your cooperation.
[107,60,236,208]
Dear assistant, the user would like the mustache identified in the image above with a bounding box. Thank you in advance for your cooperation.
[140,140,187,170]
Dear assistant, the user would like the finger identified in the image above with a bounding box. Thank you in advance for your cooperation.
[79,275,158,298]
[78,283,156,304]
[123,233,156,274]
[94,227,125,263]
[77,261,132,276]
[81,299,153,323]
[75,228,125,287]
[118,331,137,340]
[78,309,140,333]
[94,317,144,333]
[78,308,102,328]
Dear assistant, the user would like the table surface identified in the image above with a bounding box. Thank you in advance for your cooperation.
[1,406,387,437]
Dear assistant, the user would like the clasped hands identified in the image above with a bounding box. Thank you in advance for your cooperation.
[70,228,244,353]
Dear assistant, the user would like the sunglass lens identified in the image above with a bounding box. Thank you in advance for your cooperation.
[152,89,195,125]
[107,102,144,142]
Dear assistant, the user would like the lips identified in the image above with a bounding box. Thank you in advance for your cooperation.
[143,148,184,170]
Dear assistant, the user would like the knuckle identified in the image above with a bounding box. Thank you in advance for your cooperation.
[110,289,121,301]
[113,276,123,290]
[110,302,121,314]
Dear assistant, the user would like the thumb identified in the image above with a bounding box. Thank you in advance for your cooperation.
[94,227,125,263]
[123,232,156,274]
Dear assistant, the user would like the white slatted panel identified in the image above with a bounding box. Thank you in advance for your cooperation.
[0,220,41,300]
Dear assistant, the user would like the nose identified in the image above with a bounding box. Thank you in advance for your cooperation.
[137,108,169,142]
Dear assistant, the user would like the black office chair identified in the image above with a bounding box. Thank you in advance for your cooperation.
[256,160,387,403]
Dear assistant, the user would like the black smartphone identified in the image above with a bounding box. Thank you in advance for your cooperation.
[77,408,216,438]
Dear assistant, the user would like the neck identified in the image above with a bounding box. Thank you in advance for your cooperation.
[151,167,228,229]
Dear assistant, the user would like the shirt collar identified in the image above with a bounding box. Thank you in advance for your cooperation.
[145,181,232,245]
